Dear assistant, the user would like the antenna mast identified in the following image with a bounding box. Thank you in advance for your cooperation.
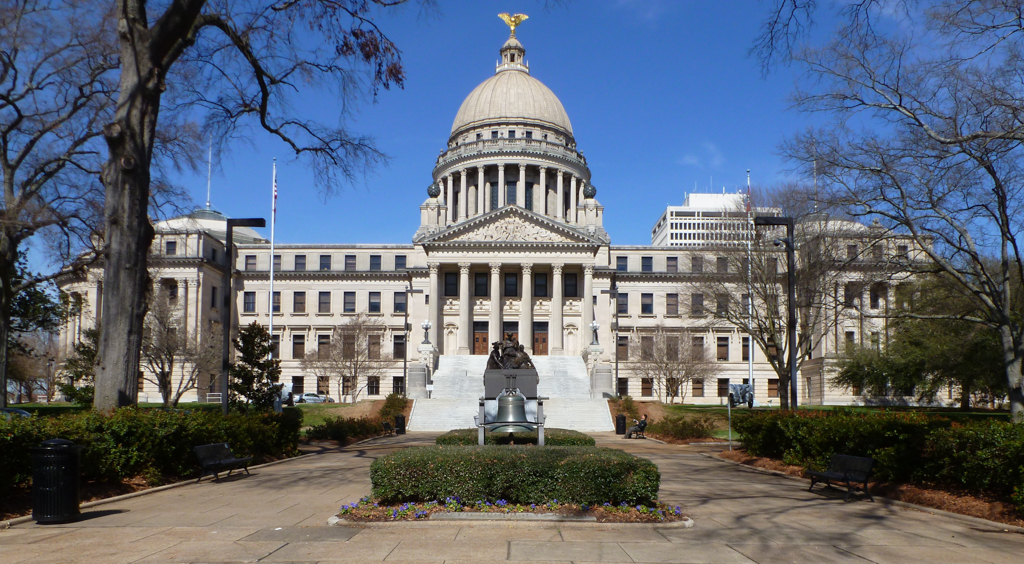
[205,139,213,210]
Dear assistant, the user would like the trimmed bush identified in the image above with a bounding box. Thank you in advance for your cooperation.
[306,416,381,442]
[371,445,660,505]
[647,415,716,441]
[435,428,595,446]
[378,393,409,422]
[0,407,301,493]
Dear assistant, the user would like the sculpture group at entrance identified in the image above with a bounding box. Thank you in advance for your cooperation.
[478,334,546,444]
[486,333,536,370]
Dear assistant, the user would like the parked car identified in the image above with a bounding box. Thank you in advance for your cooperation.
[1,407,32,421]
[294,392,325,404]
[318,394,336,403]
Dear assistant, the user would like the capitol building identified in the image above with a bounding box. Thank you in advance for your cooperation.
[57,26,908,429]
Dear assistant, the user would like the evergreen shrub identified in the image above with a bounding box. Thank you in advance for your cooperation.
[435,428,595,446]
[377,393,409,422]
[370,445,660,505]
[306,416,381,442]
[647,415,717,441]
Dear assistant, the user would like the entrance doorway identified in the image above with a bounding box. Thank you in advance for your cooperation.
[473,321,489,355]
[533,321,548,355]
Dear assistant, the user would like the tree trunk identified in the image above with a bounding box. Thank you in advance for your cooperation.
[777,369,791,410]
[94,15,159,412]
[959,382,970,412]
[0,234,17,409]
[998,325,1024,423]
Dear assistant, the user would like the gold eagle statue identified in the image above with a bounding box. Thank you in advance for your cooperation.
[498,13,529,38]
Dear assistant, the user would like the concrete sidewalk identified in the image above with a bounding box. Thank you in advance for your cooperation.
[1,432,1021,563]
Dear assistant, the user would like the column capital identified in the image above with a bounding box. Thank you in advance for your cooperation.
[460,168,467,175]
[477,164,485,172]
[521,263,533,275]
[519,163,527,171]
[446,173,453,180]
[584,264,594,275]
[458,262,471,274]
[556,169,564,177]
[428,262,440,274]
[497,163,505,171]
[552,263,564,275]
[489,262,502,274]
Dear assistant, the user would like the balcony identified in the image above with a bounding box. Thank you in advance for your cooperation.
[435,138,588,169]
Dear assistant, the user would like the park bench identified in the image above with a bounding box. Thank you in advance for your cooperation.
[194,443,253,483]
[807,454,876,501]
[382,421,395,436]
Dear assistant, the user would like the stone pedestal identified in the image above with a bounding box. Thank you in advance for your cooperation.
[585,344,607,396]
[418,343,438,372]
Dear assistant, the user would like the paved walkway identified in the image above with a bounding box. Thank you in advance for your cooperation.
[2,433,1022,563]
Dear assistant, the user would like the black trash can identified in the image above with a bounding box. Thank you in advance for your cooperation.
[615,413,627,435]
[31,438,83,524]
[394,414,406,435]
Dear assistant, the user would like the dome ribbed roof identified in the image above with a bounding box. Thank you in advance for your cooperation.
[451,70,573,136]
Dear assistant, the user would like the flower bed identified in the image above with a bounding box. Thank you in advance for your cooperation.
[337,496,688,523]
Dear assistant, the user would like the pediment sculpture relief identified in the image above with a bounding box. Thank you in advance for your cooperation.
[448,216,576,243]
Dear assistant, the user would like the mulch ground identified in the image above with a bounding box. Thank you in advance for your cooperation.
[337,500,689,523]
[717,449,1024,528]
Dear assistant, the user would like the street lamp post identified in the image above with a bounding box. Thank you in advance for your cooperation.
[221,217,266,416]
[589,320,600,346]
[754,215,798,410]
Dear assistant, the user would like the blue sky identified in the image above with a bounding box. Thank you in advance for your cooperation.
[180,0,822,246]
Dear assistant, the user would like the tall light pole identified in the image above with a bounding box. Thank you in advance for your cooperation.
[754,215,798,410]
[221,217,266,416]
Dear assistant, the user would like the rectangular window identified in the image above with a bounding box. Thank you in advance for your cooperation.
[743,337,750,361]
[845,331,856,349]
[641,378,653,397]
[318,334,330,359]
[768,379,779,397]
[245,255,257,270]
[897,245,908,257]
[616,256,628,272]
[872,245,883,261]
[369,255,381,271]
[165,240,177,256]
[320,254,331,271]
[367,376,380,396]
[342,333,356,359]
[369,292,381,313]
[292,334,305,360]
[345,254,357,271]
[211,286,218,310]
[617,335,629,360]
[343,291,355,313]
[847,244,858,261]
[718,378,730,398]
[692,379,704,397]
[666,336,679,361]
[641,256,653,272]
[641,293,653,315]
[368,336,381,360]
[292,376,304,396]
[272,334,280,356]
[717,336,729,361]
[768,257,778,274]
[393,376,406,395]
[394,334,406,359]
[317,376,329,395]
[395,255,407,270]
[667,257,678,273]
[717,257,728,274]
[294,255,306,271]
[525,130,533,139]
[273,254,281,271]
[666,293,678,315]
[243,292,256,313]
[475,272,488,297]
[844,283,860,308]
[319,291,332,313]
[716,293,729,317]
[741,294,750,314]
[564,273,578,298]
[293,291,306,313]
[504,272,518,297]
[491,130,498,139]
[534,272,548,298]
[691,256,703,273]
[617,292,628,315]
[691,293,704,316]
[870,284,885,309]
[640,336,654,360]
[445,272,458,296]
[508,130,516,139]
[394,292,407,314]
[272,291,281,313]
[617,377,629,398]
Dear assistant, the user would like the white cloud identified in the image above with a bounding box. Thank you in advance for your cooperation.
[677,142,726,169]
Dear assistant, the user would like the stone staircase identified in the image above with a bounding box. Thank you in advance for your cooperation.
[407,355,613,432]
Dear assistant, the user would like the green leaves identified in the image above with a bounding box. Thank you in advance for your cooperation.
[435,429,596,446]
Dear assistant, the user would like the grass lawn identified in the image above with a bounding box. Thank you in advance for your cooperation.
[294,400,383,428]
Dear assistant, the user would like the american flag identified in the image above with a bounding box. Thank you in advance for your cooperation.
[272,162,278,214]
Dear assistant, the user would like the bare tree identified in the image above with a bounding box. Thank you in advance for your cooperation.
[0,0,115,407]
[302,313,394,403]
[777,2,1024,420]
[140,282,220,407]
[92,0,420,410]
[630,326,721,403]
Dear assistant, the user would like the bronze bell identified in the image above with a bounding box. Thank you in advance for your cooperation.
[490,391,534,434]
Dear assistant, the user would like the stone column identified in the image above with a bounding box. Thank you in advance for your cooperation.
[517,164,526,207]
[570,175,578,224]
[489,262,502,346]
[551,263,564,355]
[556,170,565,221]
[497,165,506,209]
[537,167,547,215]
[428,263,440,349]
[458,262,471,354]
[583,265,594,350]
[445,175,454,224]
[179,278,190,340]
[459,169,468,221]
[477,166,485,215]
[520,264,533,354]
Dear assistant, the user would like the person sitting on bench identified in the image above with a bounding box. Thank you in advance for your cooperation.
[624,414,648,439]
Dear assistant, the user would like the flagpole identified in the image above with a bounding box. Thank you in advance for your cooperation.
[269,160,277,359]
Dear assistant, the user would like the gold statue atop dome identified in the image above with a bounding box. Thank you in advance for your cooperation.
[498,13,528,38]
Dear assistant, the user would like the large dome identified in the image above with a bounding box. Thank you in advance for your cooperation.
[451,69,573,136]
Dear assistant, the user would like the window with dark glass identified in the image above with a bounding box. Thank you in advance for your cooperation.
[716,293,729,317]
[491,130,498,139]
[211,286,218,309]
[318,334,330,359]
[691,256,703,273]
[691,336,704,358]
[666,293,678,315]
[617,335,629,360]
[845,331,856,349]
[641,378,653,397]
[345,254,356,271]
[508,130,516,138]
[395,255,406,270]
[167,282,178,302]
[394,292,406,314]
[342,333,356,358]
[319,291,332,313]
[368,336,380,360]
[717,336,729,361]
[369,255,381,271]
[617,292,628,315]
[245,255,257,270]
[534,272,548,297]
[294,255,306,271]
[272,291,281,313]
[692,378,704,397]
[293,291,305,313]
[641,293,653,314]
[291,376,304,395]
[667,257,678,273]
[743,337,750,361]
[273,254,281,271]
[474,272,488,297]
[525,131,533,139]
[504,272,518,296]
[691,293,704,316]
[319,254,331,270]
[292,334,305,360]
[165,240,177,255]
[717,257,728,274]
[617,377,629,397]
[444,272,458,296]
[392,376,406,395]
[394,334,406,359]
[369,292,381,313]
[243,292,256,313]
[641,256,653,272]
[343,291,355,313]
[666,337,679,361]
[847,244,858,261]
[717,378,730,397]
[640,336,654,360]
[564,273,578,297]
[768,379,779,397]
[272,334,280,356]
[367,376,380,396]
[616,256,628,272]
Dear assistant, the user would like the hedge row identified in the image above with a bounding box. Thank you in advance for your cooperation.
[435,428,596,446]
[734,410,1024,511]
[647,415,717,441]
[306,416,382,442]
[371,445,660,505]
[0,408,301,492]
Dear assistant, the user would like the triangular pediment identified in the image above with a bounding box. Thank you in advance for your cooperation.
[421,206,601,245]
